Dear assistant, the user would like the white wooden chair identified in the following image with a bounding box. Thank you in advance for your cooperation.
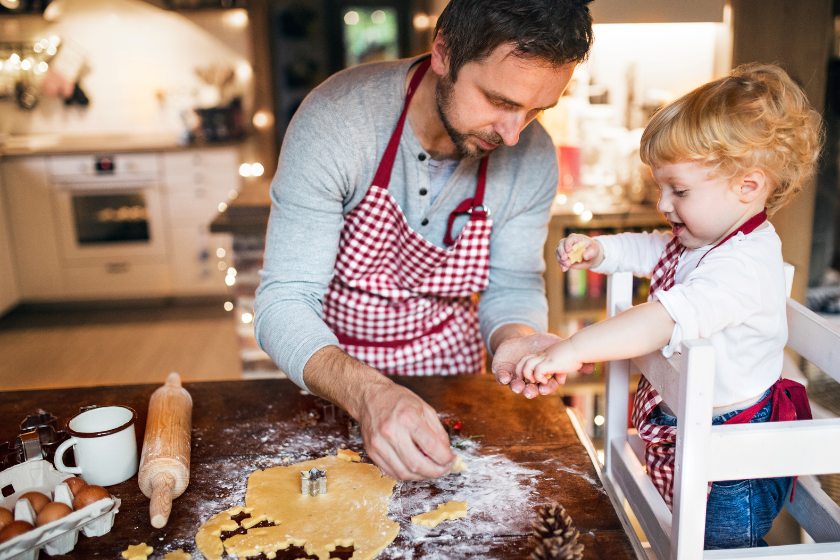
[601,266,840,560]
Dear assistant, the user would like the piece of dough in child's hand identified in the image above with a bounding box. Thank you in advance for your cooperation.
[451,455,467,472]
[568,241,586,264]
[411,501,468,527]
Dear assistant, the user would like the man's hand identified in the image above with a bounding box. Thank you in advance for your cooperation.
[491,329,595,398]
[357,379,455,480]
[303,345,455,481]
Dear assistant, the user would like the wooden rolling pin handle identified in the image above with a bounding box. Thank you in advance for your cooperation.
[150,471,176,528]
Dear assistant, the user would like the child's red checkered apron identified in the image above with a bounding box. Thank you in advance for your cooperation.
[321,57,492,376]
[630,210,811,508]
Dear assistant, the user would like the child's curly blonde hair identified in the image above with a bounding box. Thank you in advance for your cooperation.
[640,63,824,216]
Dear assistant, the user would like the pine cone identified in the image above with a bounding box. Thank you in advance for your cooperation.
[529,502,584,560]
[529,537,585,560]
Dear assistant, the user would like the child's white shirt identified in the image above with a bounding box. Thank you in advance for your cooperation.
[591,225,787,408]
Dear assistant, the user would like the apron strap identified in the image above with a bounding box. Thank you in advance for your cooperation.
[722,377,812,501]
[370,56,431,190]
[443,156,489,246]
[697,209,767,266]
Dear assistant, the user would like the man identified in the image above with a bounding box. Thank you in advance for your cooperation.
[255,0,594,481]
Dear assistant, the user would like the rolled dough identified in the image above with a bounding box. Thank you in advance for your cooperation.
[194,506,249,560]
[195,455,398,560]
[162,550,191,560]
[410,501,468,527]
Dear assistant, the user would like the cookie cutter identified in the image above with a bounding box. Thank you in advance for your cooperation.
[0,411,69,472]
[300,468,327,496]
[347,418,361,441]
[316,398,336,423]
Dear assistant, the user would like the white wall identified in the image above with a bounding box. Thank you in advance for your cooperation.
[0,0,253,140]
[583,22,730,127]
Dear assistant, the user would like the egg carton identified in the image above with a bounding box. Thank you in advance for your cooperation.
[0,459,120,560]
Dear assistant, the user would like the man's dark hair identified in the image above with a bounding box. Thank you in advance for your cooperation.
[434,0,594,80]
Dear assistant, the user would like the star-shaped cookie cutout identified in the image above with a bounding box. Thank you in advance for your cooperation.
[122,543,153,560]
[162,550,192,560]
[451,455,468,472]
[568,241,586,264]
[337,448,361,462]
[411,500,468,527]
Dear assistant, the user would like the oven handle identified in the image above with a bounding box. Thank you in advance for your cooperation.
[52,180,160,191]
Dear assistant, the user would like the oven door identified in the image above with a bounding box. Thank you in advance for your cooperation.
[52,181,169,261]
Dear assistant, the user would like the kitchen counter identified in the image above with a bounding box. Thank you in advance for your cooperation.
[0,376,641,559]
[209,177,272,237]
[0,133,247,157]
[209,181,662,238]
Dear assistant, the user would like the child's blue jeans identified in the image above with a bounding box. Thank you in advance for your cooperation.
[647,388,792,549]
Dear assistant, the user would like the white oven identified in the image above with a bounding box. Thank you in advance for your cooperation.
[49,154,169,262]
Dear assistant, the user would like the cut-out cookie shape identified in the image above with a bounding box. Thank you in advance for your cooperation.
[568,241,586,264]
[162,550,192,560]
[122,543,153,560]
[452,455,468,472]
[194,506,250,560]
[411,501,469,527]
[195,455,398,560]
[336,448,361,462]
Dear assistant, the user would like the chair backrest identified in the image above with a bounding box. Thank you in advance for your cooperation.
[602,268,840,560]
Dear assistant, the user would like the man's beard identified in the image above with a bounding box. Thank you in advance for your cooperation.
[435,72,503,159]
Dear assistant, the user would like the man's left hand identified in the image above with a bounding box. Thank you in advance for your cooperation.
[491,331,595,398]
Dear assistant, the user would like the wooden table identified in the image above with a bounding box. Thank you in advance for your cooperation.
[0,376,640,559]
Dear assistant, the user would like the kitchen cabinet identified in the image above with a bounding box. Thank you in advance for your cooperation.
[1,156,66,301]
[0,171,20,315]
[162,148,239,296]
[0,147,241,303]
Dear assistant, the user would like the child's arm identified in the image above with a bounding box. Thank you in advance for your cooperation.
[516,301,676,385]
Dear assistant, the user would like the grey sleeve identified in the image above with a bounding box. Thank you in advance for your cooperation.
[478,147,558,350]
[254,90,361,391]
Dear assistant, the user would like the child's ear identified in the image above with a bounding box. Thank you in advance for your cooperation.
[732,169,767,202]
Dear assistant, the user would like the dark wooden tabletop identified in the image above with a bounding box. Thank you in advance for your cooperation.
[0,375,639,559]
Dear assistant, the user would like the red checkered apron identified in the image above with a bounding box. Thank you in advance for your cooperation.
[321,57,492,376]
[630,210,810,507]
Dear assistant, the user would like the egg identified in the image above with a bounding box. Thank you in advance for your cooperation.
[72,485,110,510]
[0,520,34,543]
[18,491,50,514]
[0,507,13,531]
[35,501,73,527]
[62,477,88,497]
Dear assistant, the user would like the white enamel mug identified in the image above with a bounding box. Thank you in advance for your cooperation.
[54,405,139,486]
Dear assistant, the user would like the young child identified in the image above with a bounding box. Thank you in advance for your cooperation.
[518,64,822,549]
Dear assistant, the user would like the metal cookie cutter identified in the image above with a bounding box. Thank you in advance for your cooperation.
[300,468,327,496]
[347,418,362,441]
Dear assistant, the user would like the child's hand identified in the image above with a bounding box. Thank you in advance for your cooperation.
[515,340,583,388]
[556,234,603,272]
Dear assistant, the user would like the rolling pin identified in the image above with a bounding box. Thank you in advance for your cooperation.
[138,372,193,528]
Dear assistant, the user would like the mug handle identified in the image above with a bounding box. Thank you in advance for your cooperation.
[54,437,82,475]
